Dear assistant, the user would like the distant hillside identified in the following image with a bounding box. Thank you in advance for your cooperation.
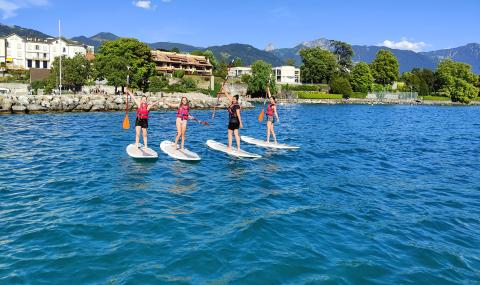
[71,32,120,49]
[0,23,51,38]
[207,43,283,66]
[421,43,480,74]
[149,42,201,53]
[352,45,437,73]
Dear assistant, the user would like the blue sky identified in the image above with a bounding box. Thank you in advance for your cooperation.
[1,0,479,51]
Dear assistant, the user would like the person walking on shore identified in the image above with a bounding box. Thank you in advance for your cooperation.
[219,90,243,152]
[265,85,280,144]
[165,96,193,151]
[125,88,159,149]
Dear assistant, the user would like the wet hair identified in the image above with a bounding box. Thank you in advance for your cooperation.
[179,96,189,108]
[233,95,239,101]
[270,96,276,103]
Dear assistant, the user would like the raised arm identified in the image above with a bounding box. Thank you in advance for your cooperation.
[266,84,272,99]
[125,88,140,107]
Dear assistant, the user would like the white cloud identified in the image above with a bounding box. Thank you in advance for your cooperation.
[378,37,429,52]
[0,0,48,19]
[133,0,152,9]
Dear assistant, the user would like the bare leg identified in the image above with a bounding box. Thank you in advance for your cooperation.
[174,118,181,149]
[271,123,277,144]
[181,122,187,150]
[142,128,148,148]
[227,129,233,152]
[135,126,141,146]
[266,121,271,143]
[234,129,241,151]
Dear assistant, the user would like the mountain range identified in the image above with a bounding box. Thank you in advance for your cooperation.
[1,23,479,74]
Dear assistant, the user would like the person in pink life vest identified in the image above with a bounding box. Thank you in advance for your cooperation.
[125,88,160,149]
[165,97,193,151]
[266,85,280,144]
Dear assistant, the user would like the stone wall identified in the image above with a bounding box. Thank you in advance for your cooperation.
[0,92,253,114]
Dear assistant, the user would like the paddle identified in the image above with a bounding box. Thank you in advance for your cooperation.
[123,72,130,130]
[211,60,235,121]
[258,78,271,122]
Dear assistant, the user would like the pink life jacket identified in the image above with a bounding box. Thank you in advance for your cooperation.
[267,103,275,116]
[176,105,189,120]
[136,102,149,119]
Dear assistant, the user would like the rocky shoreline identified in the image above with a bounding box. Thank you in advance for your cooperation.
[247,98,480,106]
[0,93,254,114]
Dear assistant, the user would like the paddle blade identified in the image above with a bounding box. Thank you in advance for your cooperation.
[122,114,130,129]
[201,121,210,126]
[258,109,265,122]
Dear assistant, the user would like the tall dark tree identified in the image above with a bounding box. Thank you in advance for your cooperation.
[330,40,354,72]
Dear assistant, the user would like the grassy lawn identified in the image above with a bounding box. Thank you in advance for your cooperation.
[296,92,343,99]
[421,96,451,101]
[350,92,367,99]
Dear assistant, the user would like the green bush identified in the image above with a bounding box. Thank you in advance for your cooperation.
[172,70,185,78]
[148,76,168,93]
[420,96,451,101]
[240,73,251,84]
[180,77,197,89]
[296,92,343,99]
[329,76,353,98]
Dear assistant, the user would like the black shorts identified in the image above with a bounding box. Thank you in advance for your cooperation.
[135,117,148,129]
[228,121,240,130]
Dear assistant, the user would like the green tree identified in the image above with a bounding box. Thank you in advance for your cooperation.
[300,47,338,84]
[370,50,399,85]
[148,76,168,93]
[284,58,296,66]
[330,40,354,72]
[240,73,251,84]
[330,75,353,98]
[232,58,243,67]
[171,47,180,53]
[400,68,435,96]
[247,60,277,97]
[436,59,479,103]
[215,60,228,79]
[94,38,155,93]
[50,54,91,92]
[350,62,373,93]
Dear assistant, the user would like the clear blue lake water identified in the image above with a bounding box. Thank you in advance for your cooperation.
[0,104,479,284]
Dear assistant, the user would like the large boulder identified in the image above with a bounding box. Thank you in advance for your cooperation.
[17,96,30,106]
[12,105,27,113]
[0,97,12,112]
[27,104,47,112]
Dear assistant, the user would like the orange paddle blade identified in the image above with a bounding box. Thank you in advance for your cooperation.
[258,109,265,122]
[122,114,130,129]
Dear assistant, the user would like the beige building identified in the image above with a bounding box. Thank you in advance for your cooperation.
[151,50,213,76]
[0,33,93,70]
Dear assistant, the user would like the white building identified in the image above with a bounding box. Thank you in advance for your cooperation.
[272,66,300,84]
[0,33,93,70]
[228,65,301,84]
[228,66,252,77]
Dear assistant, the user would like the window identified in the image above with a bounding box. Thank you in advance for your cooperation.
[35,45,40,50]
[63,47,66,53]
[43,53,47,58]
[27,60,32,68]
[35,60,40,68]
[43,61,47,69]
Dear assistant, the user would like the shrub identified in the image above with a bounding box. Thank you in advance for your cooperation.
[240,73,251,84]
[148,76,168,93]
[181,77,197,89]
[172,70,185,78]
[296,92,343,99]
[350,92,367,99]
[329,76,353,98]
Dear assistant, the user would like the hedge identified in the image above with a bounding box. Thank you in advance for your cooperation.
[296,92,343,99]
[421,96,451,101]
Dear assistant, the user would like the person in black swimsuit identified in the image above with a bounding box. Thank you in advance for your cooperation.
[220,90,243,152]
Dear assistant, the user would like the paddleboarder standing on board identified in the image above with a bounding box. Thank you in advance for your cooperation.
[266,85,280,144]
[164,96,193,151]
[125,88,159,149]
[219,90,243,152]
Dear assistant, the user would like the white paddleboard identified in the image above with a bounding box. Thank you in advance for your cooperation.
[241,136,300,149]
[206,140,261,158]
[160,141,201,161]
[126,144,159,159]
